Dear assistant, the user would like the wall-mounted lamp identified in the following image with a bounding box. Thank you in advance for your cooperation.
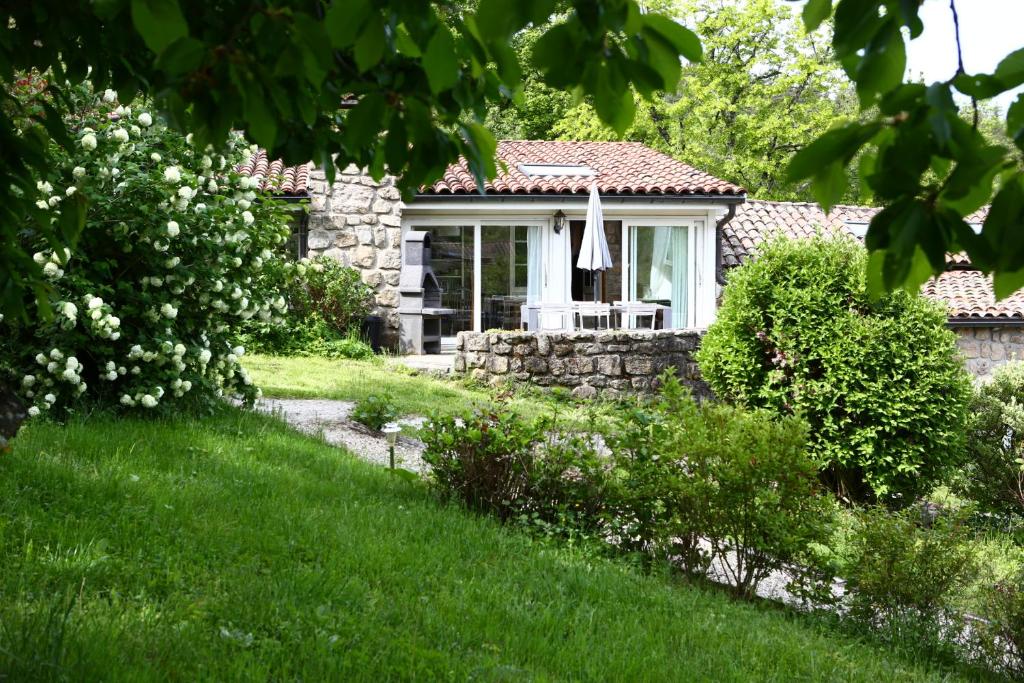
[553,209,566,234]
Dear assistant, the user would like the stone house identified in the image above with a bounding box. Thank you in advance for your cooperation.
[239,144,1024,379]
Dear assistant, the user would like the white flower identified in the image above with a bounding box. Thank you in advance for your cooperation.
[120,395,134,406]
[44,393,56,404]
[160,303,178,319]
[22,374,36,387]
[174,343,186,355]
[177,186,193,199]
[27,406,40,418]
[72,166,86,178]
[37,180,53,193]
[237,199,251,210]
[141,394,158,408]
[102,89,117,103]
[66,357,79,370]
[66,186,77,196]
[194,203,206,212]
[207,180,218,193]
[233,346,245,357]
[166,220,180,237]
[164,256,180,268]
[87,296,103,310]
[164,166,181,183]
[107,316,120,329]
[47,362,58,373]
[50,348,63,360]
[185,133,193,144]
[90,309,103,320]
[150,152,162,163]
[62,368,80,384]
[33,252,47,265]
[198,349,212,364]
[105,371,118,381]
[48,196,60,207]
[35,200,48,210]
[41,262,61,279]
[35,353,47,365]
[81,133,97,150]
[62,302,78,320]
[138,112,153,127]
[111,128,129,143]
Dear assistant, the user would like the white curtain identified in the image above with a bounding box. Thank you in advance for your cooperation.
[527,225,542,304]
[649,226,673,299]
[670,227,687,328]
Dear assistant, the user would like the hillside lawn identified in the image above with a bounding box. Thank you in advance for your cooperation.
[0,404,1000,681]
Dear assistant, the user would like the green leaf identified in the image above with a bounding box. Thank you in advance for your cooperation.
[394,24,422,58]
[1008,93,1024,152]
[156,37,205,77]
[802,0,832,32]
[423,28,459,94]
[57,192,88,245]
[343,92,386,150]
[994,268,1024,300]
[854,18,905,104]
[354,15,386,73]
[130,0,188,55]
[243,87,277,149]
[994,47,1024,90]
[787,122,881,182]
[643,15,702,63]
[324,0,370,49]
[809,162,847,213]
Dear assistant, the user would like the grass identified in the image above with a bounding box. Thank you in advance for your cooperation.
[244,353,602,421]
[0,407,990,681]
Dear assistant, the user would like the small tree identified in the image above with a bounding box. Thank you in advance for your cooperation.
[697,235,972,504]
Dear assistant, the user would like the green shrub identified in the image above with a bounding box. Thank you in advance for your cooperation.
[609,375,835,598]
[422,408,545,522]
[238,256,375,358]
[972,569,1024,678]
[350,393,399,431]
[697,235,972,505]
[0,85,291,416]
[841,506,978,641]
[959,361,1024,520]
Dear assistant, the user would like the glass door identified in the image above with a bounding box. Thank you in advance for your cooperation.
[424,225,474,337]
[628,225,689,328]
[480,225,536,330]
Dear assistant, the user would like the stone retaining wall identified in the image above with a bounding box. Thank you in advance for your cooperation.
[455,329,707,399]
[954,325,1024,378]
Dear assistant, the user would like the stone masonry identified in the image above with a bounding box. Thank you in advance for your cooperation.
[954,325,1024,378]
[454,329,708,399]
[306,166,404,346]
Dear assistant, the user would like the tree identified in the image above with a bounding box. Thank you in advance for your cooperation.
[788,0,1024,297]
[1,0,702,322]
[551,0,857,202]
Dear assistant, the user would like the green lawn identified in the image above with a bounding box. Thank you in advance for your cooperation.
[0,408,986,681]
[244,354,597,421]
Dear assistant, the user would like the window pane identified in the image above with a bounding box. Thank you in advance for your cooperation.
[631,226,686,327]
[424,226,474,336]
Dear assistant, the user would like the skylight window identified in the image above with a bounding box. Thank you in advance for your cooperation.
[843,221,869,238]
[518,163,597,178]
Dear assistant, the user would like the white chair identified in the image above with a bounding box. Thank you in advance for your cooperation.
[537,302,575,331]
[620,302,658,330]
[574,302,611,330]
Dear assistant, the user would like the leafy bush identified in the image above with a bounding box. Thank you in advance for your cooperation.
[238,256,375,358]
[697,235,972,505]
[959,361,1024,520]
[0,85,291,416]
[972,569,1024,678]
[609,375,834,598]
[840,506,978,639]
[350,393,400,431]
[422,408,545,522]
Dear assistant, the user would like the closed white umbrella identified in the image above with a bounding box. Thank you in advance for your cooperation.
[576,182,613,301]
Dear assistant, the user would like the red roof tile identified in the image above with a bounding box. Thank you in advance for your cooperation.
[236,150,312,196]
[723,200,1014,321]
[422,140,744,196]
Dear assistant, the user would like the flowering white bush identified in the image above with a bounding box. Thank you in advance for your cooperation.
[1,86,293,416]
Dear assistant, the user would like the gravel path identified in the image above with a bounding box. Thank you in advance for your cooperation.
[256,398,428,473]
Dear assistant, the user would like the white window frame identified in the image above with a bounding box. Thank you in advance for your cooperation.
[621,218,709,329]
[403,216,549,335]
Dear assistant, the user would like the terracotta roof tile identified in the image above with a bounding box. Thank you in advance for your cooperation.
[722,200,1016,321]
[236,150,312,196]
[422,140,744,196]
[922,270,1024,320]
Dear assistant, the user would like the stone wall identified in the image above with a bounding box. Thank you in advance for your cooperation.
[454,329,707,399]
[954,325,1024,378]
[306,166,404,345]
